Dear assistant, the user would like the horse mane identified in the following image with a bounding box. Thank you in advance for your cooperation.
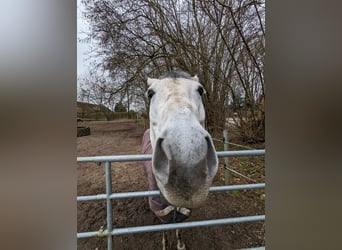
[159,70,192,80]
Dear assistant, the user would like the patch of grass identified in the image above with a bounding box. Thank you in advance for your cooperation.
[211,128,265,186]
[231,190,241,197]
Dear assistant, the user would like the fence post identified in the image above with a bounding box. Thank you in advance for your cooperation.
[223,129,230,185]
[105,161,113,250]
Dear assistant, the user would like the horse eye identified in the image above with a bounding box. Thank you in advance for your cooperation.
[197,86,204,96]
[147,89,155,99]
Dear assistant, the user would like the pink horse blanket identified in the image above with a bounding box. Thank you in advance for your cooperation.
[141,129,166,212]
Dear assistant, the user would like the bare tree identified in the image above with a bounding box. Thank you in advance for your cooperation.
[80,0,265,141]
[200,0,265,141]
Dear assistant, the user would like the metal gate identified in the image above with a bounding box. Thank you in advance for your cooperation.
[77,149,265,249]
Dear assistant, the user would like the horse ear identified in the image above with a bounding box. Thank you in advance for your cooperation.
[147,77,158,86]
[192,75,199,82]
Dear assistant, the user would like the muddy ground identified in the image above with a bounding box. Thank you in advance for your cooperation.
[77,120,265,250]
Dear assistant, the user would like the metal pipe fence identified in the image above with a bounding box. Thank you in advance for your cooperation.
[76,149,265,163]
[77,149,265,249]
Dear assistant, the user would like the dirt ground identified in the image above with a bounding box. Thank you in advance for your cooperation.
[77,120,265,250]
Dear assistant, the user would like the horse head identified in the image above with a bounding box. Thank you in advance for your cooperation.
[147,71,218,208]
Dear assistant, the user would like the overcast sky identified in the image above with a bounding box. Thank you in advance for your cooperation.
[77,0,90,76]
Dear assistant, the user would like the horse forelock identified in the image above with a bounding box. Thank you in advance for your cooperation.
[158,78,195,110]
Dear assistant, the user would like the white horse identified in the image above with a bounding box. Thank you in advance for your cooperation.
[147,71,218,209]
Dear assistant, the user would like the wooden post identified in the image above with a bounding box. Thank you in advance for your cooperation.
[223,129,230,185]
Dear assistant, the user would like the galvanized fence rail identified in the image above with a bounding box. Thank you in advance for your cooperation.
[77,149,265,249]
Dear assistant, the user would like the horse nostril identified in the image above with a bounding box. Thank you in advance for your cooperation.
[153,138,169,185]
[205,136,218,177]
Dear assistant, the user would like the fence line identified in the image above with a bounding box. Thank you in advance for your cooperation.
[77,149,265,162]
[105,161,113,249]
[77,183,265,201]
[227,168,258,183]
[78,215,265,238]
[212,135,263,183]
[212,137,256,150]
[77,150,265,249]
